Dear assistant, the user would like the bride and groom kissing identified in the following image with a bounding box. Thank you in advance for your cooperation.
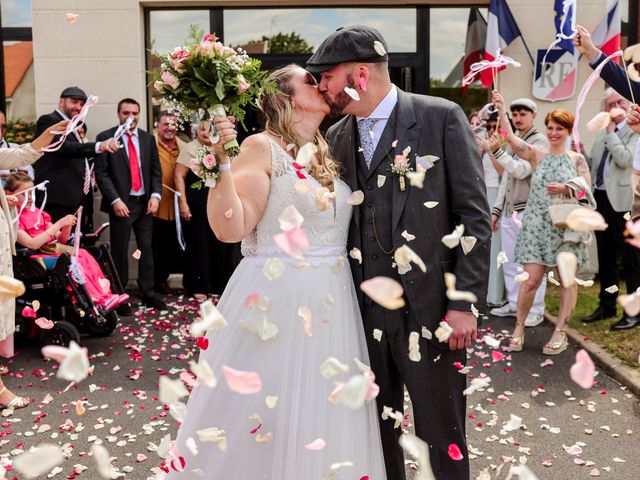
[163,25,491,480]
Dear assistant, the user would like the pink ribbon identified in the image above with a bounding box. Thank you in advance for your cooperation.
[42,95,99,153]
[573,50,623,154]
[462,52,521,87]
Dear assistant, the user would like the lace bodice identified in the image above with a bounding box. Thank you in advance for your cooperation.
[241,135,352,257]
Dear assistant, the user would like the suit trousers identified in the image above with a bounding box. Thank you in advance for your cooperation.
[108,196,155,297]
[594,189,640,309]
[152,217,183,288]
[501,212,546,314]
[362,303,469,480]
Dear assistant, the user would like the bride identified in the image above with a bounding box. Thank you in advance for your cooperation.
[164,65,387,478]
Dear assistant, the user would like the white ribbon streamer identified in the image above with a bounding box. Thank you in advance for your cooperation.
[11,180,48,225]
[42,95,99,153]
[173,191,186,251]
[541,0,578,67]
[462,51,522,87]
[113,115,134,144]
[69,206,85,284]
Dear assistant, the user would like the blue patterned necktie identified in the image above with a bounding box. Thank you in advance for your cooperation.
[595,126,619,189]
[357,118,377,168]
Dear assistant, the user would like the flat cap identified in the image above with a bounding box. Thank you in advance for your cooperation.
[306,25,389,73]
[509,98,537,113]
[60,86,87,101]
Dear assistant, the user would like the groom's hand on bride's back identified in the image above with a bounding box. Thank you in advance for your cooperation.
[445,309,478,350]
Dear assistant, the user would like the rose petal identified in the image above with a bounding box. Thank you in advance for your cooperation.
[423,201,439,209]
[399,434,436,479]
[343,86,360,101]
[492,351,506,362]
[514,271,530,283]
[298,306,313,336]
[224,209,233,219]
[21,306,36,318]
[196,427,227,451]
[408,331,421,362]
[159,376,188,404]
[373,329,383,341]
[190,300,227,337]
[132,249,141,259]
[605,285,619,294]
[349,247,363,264]
[360,276,405,310]
[346,190,364,205]
[278,205,304,231]
[189,358,217,388]
[444,273,478,303]
[304,438,326,450]
[0,276,25,301]
[570,349,595,389]
[496,252,508,269]
[273,226,310,259]
[460,236,477,255]
[222,365,262,394]
[586,111,612,132]
[66,13,79,24]
[265,395,278,408]
[394,245,426,274]
[373,40,387,56]
[35,317,54,330]
[294,179,313,194]
[320,357,350,379]
[441,224,465,249]
[565,207,608,231]
[557,251,577,287]
[262,258,285,281]
[406,170,425,188]
[295,143,317,168]
[435,320,453,343]
[13,443,64,478]
[447,443,464,461]
[503,414,523,432]
[377,175,387,187]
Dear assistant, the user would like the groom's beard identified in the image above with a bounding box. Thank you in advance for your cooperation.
[322,74,356,117]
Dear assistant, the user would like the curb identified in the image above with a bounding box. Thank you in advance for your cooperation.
[544,313,640,398]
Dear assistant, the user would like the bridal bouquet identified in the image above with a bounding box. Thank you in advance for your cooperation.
[189,145,219,189]
[153,26,275,156]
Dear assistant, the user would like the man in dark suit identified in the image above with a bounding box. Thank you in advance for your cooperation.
[308,26,491,480]
[34,87,119,224]
[94,98,166,311]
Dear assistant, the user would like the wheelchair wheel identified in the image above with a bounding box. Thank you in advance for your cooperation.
[39,321,81,348]
[85,311,119,337]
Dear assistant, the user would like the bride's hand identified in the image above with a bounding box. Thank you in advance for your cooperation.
[212,115,237,162]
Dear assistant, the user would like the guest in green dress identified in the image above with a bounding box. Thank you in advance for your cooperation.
[493,91,592,356]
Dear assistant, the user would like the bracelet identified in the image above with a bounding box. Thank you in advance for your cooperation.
[219,162,231,172]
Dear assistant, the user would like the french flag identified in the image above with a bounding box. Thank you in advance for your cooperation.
[481,0,523,87]
[591,0,621,63]
[462,8,487,93]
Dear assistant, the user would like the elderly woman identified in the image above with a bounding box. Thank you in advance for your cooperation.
[493,90,592,355]
[0,119,67,409]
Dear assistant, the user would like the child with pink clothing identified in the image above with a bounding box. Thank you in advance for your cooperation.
[5,172,127,312]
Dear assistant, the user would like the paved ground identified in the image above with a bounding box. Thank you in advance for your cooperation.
[0,298,638,479]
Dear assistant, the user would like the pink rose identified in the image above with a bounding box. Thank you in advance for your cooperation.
[394,154,409,168]
[189,157,201,175]
[161,71,180,90]
[202,153,217,170]
[203,34,218,42]
[237,74,251,93]
[170,49,190,61]
[197,40,213,56]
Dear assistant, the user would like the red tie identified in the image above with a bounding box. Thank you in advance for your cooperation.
[126,133,142,192]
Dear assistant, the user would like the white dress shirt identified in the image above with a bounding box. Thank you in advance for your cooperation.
[356,85,398,152]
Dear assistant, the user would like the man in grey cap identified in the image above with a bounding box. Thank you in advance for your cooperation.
[34,86,118,225]
[489,96,548,326]
[308,25,491,480]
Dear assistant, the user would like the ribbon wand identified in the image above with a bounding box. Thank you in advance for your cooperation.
[113,116,134,148]
[163,184,186,252]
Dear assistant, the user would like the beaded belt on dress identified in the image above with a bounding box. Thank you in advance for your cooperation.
[245,244,346,259]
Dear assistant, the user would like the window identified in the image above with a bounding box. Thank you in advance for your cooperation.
[148,9,209,55]
[223,8,416,53]
[1,0,32,27]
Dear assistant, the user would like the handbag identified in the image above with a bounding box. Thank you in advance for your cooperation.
[548,196,581,229]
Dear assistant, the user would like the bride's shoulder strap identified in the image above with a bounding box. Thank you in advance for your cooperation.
[261,133,291,178]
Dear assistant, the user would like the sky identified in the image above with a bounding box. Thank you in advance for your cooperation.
[1,0,32,27]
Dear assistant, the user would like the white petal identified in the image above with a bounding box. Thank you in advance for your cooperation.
[415,154,439,170]
[547,271,561,286]
[298,306,313,336]
[408,331,422,362]
[460,236,477,255]
[320,357,349,379]
[13,444,64,478]
[349,247,363,264]
[565,207,608,231]
[373,329,383,341]
[463,375,491,395]
[421,326,432,340]
[295,142,317,168]
[294,179,313,194]
[377,175,387,187]
[159,376,188,405]
[483,335,501,349]
[346,190,364,205]
[0,276,25,301]
[444,272,478,303]
[190,300,227,337]
[262,257,285,281]
[399,433,436,480]
[304,438,326,450]
[441,224,465,249]
[557,251,577,287]
[497,251,509,269]
[575,278,594,287]
[605,285,619,294]
[406,170,425,188]
[185,437,199,456]
[514,271,530,283]
[222,365,262,394]
[278,205,304,231]
[169,401,187,422]
[401,230,416,241]
[435,321,453,343]
[373,40,387,56]
[265,395,278,408]
[196,427,227,451]
[331,374,369,410]
[423,201,439,209]
[360,276,406,310]
[189,358,217,388]
[343,86,360,101]
[56,341,90,384]
[618,292,640,317]
[91,444,113,479]
[503,414,523,432]
[394,245,427,273]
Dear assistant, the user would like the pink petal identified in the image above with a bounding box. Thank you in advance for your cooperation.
[570,349,595,389]
[447,443,464,461]
[304,438,326,450]
[35,317,54,330]
[273,227,310,259]
[491,351,506,362]
[363,368,380,401]
[21,306,36,318]
[179,371,199,389]
[222,365,262,394]
[244,293,261,308]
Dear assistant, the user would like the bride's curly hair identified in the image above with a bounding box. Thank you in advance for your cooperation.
[259,64,340,190]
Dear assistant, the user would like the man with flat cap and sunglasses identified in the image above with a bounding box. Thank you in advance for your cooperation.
[308,25,491,480]
[34,87,119,227]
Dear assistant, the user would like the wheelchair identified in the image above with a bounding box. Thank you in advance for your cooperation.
[12,224,126,348]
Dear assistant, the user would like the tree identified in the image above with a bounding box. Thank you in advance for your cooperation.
[247,32,313,54]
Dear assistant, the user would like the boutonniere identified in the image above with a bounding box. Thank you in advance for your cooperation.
[388,145,414,191]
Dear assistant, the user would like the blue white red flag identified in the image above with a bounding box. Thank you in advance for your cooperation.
[482,0,523,87]
[591,0,621,63]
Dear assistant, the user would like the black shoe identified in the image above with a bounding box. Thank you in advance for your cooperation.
[611,315,640,331]
[156,281,173,295]
[141,295,168,310]
[581,306,616,323]
[116,303,133,316]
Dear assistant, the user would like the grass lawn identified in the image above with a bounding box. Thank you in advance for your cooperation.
[544,282,640,367]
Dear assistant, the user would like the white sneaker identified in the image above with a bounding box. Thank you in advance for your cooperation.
[525,313,544,327]
[490,304,516,317]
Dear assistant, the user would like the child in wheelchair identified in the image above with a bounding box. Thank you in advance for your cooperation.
[5,172,128,314]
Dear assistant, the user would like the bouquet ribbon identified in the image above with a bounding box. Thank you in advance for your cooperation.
[573,50,623,154]
[42,95,99,153]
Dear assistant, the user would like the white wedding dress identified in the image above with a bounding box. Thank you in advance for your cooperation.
[165,135,387,479]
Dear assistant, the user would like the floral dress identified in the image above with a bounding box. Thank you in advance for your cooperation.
[515,153,588,267]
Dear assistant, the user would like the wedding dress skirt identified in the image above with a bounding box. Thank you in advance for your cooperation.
[165,135,386,479]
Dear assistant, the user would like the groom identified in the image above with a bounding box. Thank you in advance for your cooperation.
[308,26,491,480]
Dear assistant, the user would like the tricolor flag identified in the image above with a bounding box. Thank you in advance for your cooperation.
[462,8,487,93]
[553,0,576,54]
[592,0,621,63]
[482,0,524,87]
